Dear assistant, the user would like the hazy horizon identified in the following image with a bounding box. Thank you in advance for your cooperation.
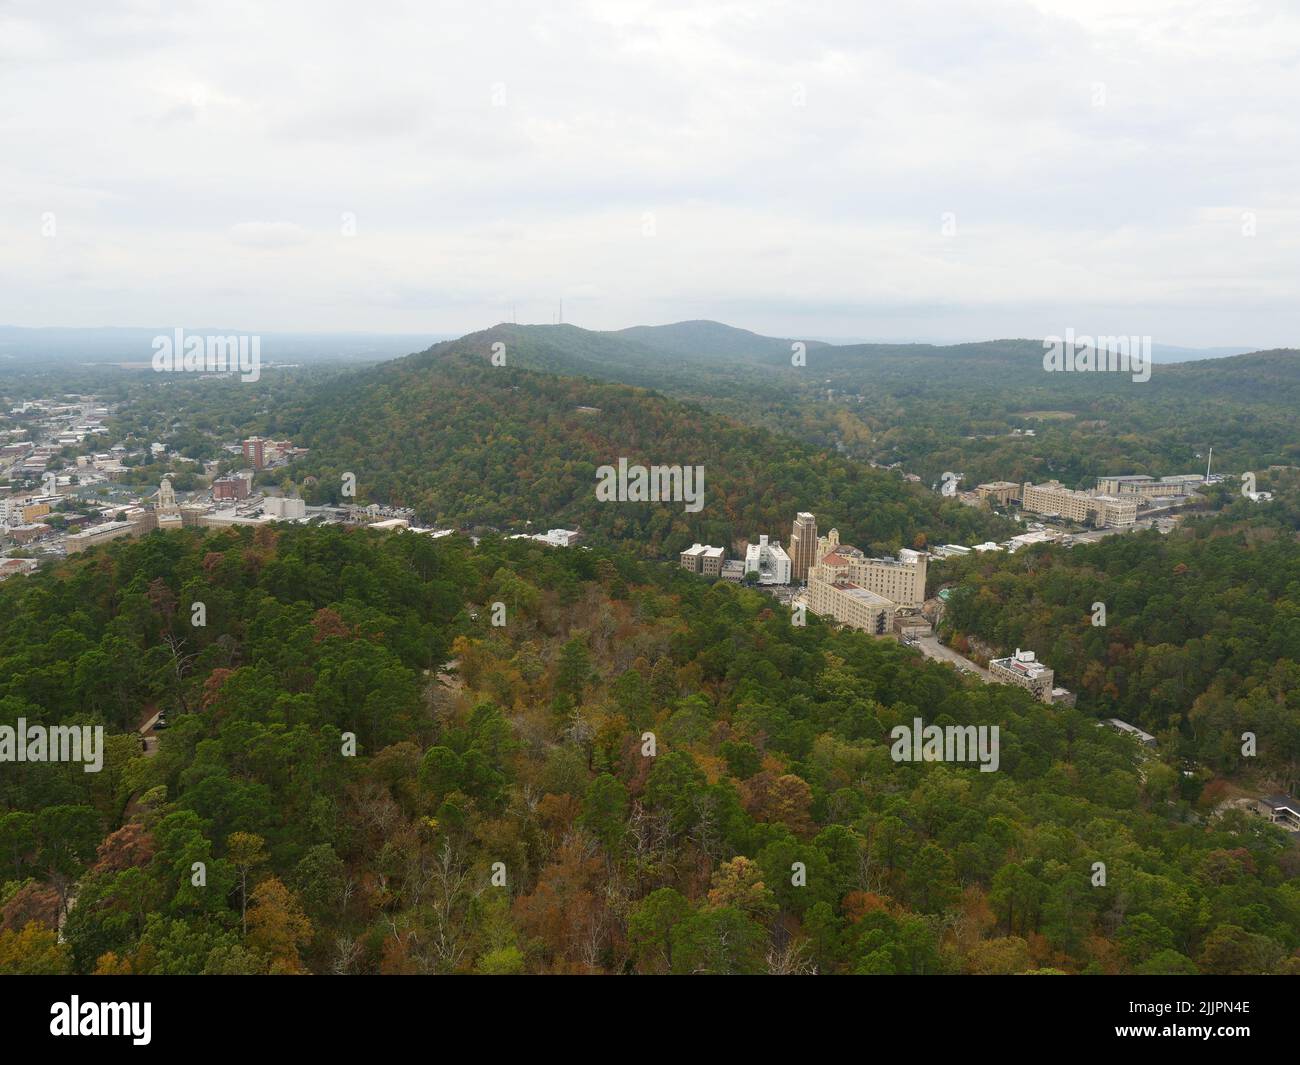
[0,320,1268,365]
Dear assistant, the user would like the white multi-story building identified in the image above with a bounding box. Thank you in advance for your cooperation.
[743,534,792,584]
[263,496,308,520]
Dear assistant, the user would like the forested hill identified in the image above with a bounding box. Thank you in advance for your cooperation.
[937,493,1300,789]
[2,524,1298,975]
[284,331,1014,554]
[432,322,1300,492]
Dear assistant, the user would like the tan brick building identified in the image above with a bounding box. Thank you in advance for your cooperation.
[789,511,817,583]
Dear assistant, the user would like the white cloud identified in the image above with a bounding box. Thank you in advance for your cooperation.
[0,0,1295,346]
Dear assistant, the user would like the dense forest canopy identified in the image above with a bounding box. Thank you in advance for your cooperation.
[419,323,1300,493]
[937,491,1300,790]
[2,525,1298,975]
[279,351,1014,554]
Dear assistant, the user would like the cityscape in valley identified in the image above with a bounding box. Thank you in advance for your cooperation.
[2,4,1300,1035]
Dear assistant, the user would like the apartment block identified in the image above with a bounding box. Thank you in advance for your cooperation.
[988,648,1055,703]
[213,472,253,501]
[242,436,266,470]
[680,543,726,577]
[1021,480,1137,528]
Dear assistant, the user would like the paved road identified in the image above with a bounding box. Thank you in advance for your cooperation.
[912,635,993,682]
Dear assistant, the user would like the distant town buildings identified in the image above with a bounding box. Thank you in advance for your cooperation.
[0,558,39,581]
[1096,474,1204,497]
[509,528,582,547]
[806,575,894,635]
[812,528,928,608]
[0,497,52,526]
[65,520,136,554]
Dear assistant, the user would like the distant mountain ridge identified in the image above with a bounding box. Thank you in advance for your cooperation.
[393,320,1300,491]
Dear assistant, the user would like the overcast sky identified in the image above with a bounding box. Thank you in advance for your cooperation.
[1,0,1297,347]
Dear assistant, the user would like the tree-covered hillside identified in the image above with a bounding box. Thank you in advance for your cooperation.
[280,341,1013,555]
[437,322,1300,493]
[1,525,1298,975]
[938,492,1300,789]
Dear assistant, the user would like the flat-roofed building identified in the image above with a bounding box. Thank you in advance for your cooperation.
[720,560,746,583]
[989,648,1055,703]
[812,529,928,607]
[790,512,817,583]
[66,520,137,554]
[744,534,792,584]
[1096,474,1155,496]
[1159,474,1205,493]
[1105,718,1157,747]
[263,496,307,520]
[213,472,252,501]
[201,510,274,529]
[679,543,726,577]
[975,481,1022,506]
[1022,480,1138,528]
[1092,493,1138,526]
[806,577,893,635]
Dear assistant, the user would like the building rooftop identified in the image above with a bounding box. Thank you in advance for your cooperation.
[833,583,893,607]
[1107,718,1157,744]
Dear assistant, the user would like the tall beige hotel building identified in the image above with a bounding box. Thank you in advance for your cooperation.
[790,512,818,582]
